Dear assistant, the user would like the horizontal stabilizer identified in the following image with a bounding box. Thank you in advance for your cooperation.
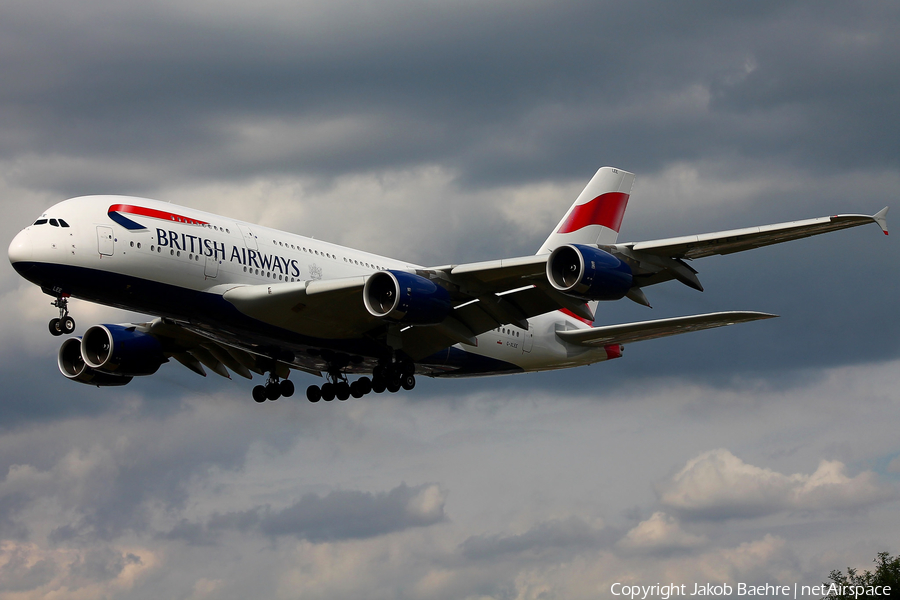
[556,311,777,347]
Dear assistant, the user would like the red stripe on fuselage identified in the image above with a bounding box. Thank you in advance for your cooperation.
[557,192,629,234]
[108,204,209,226]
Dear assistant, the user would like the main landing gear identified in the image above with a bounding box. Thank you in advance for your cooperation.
[305,359,416,403]
[252,373,295,403]
[49,295,75,336]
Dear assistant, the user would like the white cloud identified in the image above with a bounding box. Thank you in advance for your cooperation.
[618,512,707,553]
[660,449,892,519]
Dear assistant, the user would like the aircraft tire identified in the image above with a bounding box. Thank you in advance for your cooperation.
[357,376,372,394]
[401,374,416,391]
[321,383,335,401]
[306,385,321,403]
[336,382,351,401]
[280,379,295,397]
[387,379,401,394]
[350,381,364,398]
[400,361,415,376]
[49,318,62,336]
[252,385,267,403]
[61,316,76,334]
[372,377,386,394]
[265,382,281,401]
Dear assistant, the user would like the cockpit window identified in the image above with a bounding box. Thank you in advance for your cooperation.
[33,219,48,225]
[58,219,70,227]
[49,219,59,227]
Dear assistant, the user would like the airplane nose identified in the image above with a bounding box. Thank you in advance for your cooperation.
[8,229,33,267]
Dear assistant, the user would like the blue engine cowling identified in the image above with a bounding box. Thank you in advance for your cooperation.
[81,324,166,376]
[57,337,134,386]
[546,244,633,300]
[363,270,452,325]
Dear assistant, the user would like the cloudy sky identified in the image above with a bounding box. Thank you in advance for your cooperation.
[1,0,899,597]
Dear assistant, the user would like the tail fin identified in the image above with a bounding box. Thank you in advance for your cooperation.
[537,166,634,254]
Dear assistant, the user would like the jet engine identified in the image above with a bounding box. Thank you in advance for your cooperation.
[81,324,166,376]
[547,244,633,300]
[57,337,134,386]
[363,270,452,325]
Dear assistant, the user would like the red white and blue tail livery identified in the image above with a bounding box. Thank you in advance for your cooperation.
[7,167,889,402]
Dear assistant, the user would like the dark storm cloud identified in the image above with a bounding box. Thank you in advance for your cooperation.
[1,0,898,194]
[162,482,447,544]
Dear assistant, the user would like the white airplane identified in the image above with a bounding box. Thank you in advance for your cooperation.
[7,167,889,403]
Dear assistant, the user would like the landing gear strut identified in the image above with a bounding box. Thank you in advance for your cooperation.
[252,372,294,403]
[49,295,75,336]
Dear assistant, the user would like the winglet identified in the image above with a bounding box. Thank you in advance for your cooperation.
[873,207,889,235]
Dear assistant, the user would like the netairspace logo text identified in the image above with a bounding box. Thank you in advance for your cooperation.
[610,582,893,599]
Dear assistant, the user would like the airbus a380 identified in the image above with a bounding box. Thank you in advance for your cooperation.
[7,167,889,403]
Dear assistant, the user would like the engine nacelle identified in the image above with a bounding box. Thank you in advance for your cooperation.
[81,324,165,376]
[363,270,452,325]
[58,337,134,386]
[547,244,633,300]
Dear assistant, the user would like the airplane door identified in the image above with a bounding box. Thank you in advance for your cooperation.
[523,324,534,353]
[237,223,258,250]
[204,254,219,278]
[96,226,114,256]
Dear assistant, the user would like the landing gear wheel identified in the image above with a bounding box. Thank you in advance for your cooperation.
[336,382,351,401]
[279,379,295,397]
[306,385,321,403]
[321,382,335,401]
[350,381,364,398]
[265,382,281,401]
[400,361,415,376]
[372,377,386,394]
[252,385,267,403]
[61,316,75,334]
[401,374,416,390]
[357,376,372,395]
[50,295,72,337]
[387,379,401,394]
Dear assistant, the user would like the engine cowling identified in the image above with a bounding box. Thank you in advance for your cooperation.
[363,270,452,325]
[546,244,633,300]
[58,337,134,386]
[81,324,165,376]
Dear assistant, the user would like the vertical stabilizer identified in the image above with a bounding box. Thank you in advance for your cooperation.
[537,166,634,254]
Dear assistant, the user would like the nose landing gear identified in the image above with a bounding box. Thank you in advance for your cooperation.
[49,295,75,336]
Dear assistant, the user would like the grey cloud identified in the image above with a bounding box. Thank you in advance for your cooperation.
[207,482,447,542]
[459,516,605,561]
[0,547,57,592]
[67,547,142,584]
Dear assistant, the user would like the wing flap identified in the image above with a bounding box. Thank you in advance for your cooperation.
[556,311,777,347]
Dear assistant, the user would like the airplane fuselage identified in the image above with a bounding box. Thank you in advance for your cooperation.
[9,195,617,381]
